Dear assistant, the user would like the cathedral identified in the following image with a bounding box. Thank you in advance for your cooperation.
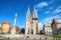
[25,6,38,34]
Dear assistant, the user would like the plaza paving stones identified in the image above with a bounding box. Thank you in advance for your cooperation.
[0,34,61,40]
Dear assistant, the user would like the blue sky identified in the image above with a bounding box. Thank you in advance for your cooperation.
[0,0,61,29]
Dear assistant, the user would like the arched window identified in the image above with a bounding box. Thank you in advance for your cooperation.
[28,29,30,34]
[31,29,33,34]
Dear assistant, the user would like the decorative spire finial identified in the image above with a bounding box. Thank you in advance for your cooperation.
[28,5,30,11]
[34,5,36,11]
[33,5,38,18]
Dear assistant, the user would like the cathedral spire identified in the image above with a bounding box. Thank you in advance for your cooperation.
[33,5,38,19]
[26,5,30,20]
[34,5,36,11]
[27,5,30,13]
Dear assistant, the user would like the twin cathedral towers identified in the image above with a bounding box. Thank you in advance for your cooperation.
[25,6,38,34]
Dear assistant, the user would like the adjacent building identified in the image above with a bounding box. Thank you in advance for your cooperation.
[43,19,61,35]
[43,23,52,35]
[0,20,10,34]
[0,20,20,34]
[52,19,61,34]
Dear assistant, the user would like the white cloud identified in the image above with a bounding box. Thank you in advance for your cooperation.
[54,6,61,13]
[58,20,61,22]
[55,10,61,13]
[49,0,57,4]
[40,15,61,24]
[44,11,50,14]
[36,2,48,8]
[49,7,54,10]
[44,6,61,14]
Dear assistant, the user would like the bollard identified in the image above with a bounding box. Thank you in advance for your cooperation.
[45,37,47,40]
[40,38,41,40]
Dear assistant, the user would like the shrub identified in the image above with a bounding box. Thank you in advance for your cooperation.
[27,36,29,38]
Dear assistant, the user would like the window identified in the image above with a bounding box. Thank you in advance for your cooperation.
[30,21,33,24]
[31,30,33,34]
[31,25,33,27]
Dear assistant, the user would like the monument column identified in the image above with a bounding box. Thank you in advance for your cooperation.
[11,13,17,34]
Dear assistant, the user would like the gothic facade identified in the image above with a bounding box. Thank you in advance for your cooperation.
[25,6,38,34]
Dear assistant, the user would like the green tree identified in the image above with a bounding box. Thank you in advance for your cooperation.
[21,28,25,34]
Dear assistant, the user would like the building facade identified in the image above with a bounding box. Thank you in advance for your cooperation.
[52,19,61,34]
[43,19,61,35]
[0,20,10,34]
[25,6,38,34]
[43,23,52,35]
[0,20,20,34]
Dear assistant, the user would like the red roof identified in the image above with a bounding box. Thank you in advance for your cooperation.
[4,20,10,24]
[52,19,59,24]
